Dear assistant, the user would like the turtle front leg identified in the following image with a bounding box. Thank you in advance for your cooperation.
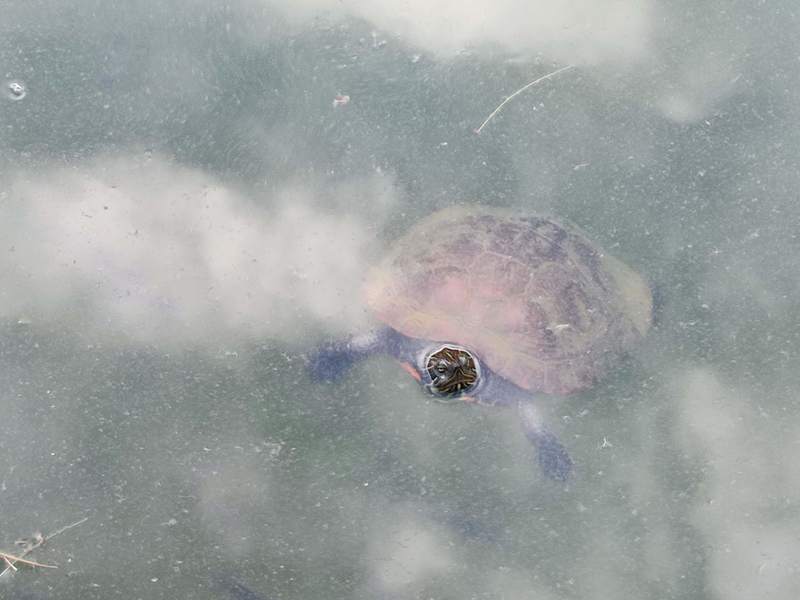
[306,328,393,382]
[517,401,573,481]
[307,327,429,383]
[307,331,380,382]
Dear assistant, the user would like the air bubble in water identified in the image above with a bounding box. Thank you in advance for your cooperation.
[6,80,27,100]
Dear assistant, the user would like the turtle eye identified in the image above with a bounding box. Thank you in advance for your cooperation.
[424,345,480,399]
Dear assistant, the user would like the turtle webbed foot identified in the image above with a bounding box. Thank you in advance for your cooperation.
[529,430,573,481]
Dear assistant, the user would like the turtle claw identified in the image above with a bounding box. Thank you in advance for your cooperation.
[531,430,573,481]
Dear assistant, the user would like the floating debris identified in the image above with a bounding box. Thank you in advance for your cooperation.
[5,80,27,101]
[0,517,88,579]
[332,94,350,108]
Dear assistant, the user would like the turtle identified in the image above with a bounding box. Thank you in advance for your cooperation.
[308,205,652,480]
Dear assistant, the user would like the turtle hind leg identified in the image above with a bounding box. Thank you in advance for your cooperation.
[517,401,573,481]
[306,329,387,383]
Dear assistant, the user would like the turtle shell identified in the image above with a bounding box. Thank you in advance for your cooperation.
[365,206,652,395]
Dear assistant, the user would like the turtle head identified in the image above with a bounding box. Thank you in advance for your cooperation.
[403,343,484,403]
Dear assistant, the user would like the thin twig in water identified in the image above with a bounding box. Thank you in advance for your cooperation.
[45,517,89,540]
[0,516,88,578]
[0,552,56,570]
[474,64,575,135]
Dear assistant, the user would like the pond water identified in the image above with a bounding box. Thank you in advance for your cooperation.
[1,1,799,599]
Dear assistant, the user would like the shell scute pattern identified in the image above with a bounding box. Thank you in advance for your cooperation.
[469,253,530,297]
[571,237,608,291]
[366,206,652,395]
[518,220,567,262]
[450,233,483,259]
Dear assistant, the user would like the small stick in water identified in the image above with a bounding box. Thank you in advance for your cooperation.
[0,552,56,570]
[474,64,575,134]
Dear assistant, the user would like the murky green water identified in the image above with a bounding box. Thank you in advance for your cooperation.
[1,1,799,599]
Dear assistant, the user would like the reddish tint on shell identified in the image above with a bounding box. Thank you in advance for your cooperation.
[366,206,652,395]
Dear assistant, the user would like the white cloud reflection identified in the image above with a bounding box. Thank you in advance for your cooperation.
[0,155,395,345]
[254,0,760,124]
[365,505,455,594]
[267,0,655,65]
[677,369,800,599]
